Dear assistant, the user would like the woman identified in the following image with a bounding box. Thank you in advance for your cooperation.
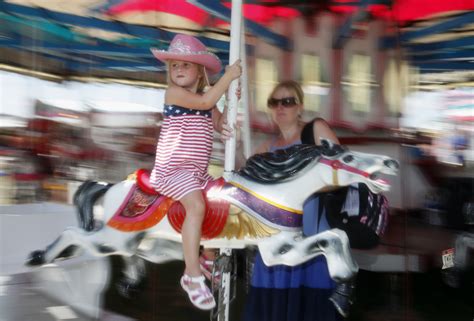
[255,80,338,154]
[240,80,343,321]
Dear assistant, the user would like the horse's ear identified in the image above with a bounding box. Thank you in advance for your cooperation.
[320,138,333,149]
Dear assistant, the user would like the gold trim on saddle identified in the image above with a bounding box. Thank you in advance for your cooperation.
[217,205,279,239]
[127,172,137,181]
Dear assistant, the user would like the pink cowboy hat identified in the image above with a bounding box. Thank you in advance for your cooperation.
[151,34,222,76]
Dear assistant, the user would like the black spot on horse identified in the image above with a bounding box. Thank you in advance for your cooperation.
[97,245,116,254]
[277,243,293,255]
[25,250,45,266]
[307,239,328,254]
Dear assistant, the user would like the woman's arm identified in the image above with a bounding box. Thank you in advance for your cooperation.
[312,118,340,145]
[212,105,227,132]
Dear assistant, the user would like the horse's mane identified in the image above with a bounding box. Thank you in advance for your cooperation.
[239,143,345,184]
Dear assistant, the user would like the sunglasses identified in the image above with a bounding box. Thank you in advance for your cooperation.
[267,97,298,108]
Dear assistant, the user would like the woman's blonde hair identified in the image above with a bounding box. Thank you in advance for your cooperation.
[268,80,304,105]
[166,62,207,94]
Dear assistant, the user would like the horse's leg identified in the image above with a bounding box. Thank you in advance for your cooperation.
[258,228,358,282]
[308,229,359,282]
[116,256,147,298]
[27,227,122,265]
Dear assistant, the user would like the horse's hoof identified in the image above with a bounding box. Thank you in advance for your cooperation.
[26,250,46,266]
[329,281,356,318]
[329,292,352,318]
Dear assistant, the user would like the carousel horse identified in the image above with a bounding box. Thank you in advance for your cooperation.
[26,141,399,301]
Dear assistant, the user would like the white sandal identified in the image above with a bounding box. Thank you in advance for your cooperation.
[180,274,216,310]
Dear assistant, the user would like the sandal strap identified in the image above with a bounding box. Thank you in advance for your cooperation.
[202,260,214,266]
[180,274,216,309]
[200,254,215,267]
[182,274,206,283]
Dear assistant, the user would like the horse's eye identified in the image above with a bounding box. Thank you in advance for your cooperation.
[343,155,354,163]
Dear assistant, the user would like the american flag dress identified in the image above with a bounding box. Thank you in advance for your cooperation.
[150,104,214,200]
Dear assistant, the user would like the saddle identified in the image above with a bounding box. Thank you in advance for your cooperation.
[107,169,229,239]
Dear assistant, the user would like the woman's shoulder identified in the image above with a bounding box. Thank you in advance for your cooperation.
[301,117,330,145]
[301,119,316,145]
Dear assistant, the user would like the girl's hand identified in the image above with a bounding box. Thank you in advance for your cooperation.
[225,59,242,80]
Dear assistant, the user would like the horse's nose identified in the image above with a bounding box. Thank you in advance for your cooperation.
[384,159,399,170]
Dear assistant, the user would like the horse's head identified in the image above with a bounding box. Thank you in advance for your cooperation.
[318,139,399,194]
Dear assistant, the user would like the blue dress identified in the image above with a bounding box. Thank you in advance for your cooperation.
[243,141,341,321]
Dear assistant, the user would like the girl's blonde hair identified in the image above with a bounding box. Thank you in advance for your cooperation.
[167,62,207,94]
[268,80,304,105]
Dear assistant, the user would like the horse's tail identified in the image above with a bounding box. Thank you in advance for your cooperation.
[74,181,112,231]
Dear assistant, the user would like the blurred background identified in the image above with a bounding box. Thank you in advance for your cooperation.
[0,1,472,320]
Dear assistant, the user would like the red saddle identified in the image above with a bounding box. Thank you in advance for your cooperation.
[129,169,229,239]
[135,168,159,195]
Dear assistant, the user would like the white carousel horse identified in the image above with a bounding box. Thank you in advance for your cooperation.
[27,141,399,294]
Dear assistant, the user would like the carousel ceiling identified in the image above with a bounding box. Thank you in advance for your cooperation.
[0,0,472,83]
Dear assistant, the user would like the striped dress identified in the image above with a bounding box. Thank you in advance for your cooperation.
[150,104,214,200]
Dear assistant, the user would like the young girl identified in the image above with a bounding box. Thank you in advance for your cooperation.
[150,34,241,310]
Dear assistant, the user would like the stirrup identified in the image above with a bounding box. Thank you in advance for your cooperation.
[180,274,216,310]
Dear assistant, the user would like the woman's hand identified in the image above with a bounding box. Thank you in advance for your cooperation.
[225,82,241,101]
[220,121,241,143]
[225,59,242,80]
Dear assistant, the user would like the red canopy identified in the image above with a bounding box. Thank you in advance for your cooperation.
[108,0,300,28]
[109,0,474,27]
[108,0,211,26]
[330,0,474,24]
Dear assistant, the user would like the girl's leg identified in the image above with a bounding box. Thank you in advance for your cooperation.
[179,190,215,309]
[180,190,206,277]
[200,248,219,281]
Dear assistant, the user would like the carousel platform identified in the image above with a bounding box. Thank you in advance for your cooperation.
[0,203,471,321]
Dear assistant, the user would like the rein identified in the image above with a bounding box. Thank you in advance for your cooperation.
[319,158,370,187]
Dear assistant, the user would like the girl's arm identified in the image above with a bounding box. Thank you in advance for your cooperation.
[166,60,241,110]
[312,118,340,145]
